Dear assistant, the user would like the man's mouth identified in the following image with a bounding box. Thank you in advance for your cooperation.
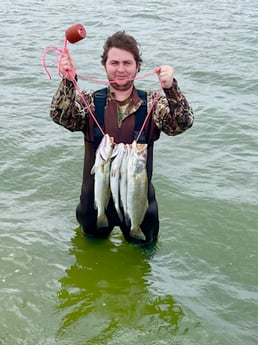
[116,76,127,81]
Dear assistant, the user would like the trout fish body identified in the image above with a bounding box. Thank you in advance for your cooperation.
[126,141,148,241]
[110,143,125,222]
[91,134,114,228]
[119,144,130,222]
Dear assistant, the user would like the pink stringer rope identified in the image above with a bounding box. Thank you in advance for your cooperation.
[42,40,162,142]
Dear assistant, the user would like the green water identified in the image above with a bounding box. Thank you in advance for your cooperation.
[1,0,258,344]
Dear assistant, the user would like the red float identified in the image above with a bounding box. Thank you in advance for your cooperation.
[65,23,86,44]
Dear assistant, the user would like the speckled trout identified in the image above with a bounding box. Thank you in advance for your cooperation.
[110,143,125,222]
[91,134,114,228]
[126,140,148,241]
[119,144,130,222]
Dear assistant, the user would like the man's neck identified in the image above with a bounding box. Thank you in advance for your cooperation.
[110,86,134,102]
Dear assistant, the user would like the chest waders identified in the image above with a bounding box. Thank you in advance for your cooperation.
[76,88,159,244]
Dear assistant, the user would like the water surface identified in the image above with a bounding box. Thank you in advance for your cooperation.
[0,1,258,344]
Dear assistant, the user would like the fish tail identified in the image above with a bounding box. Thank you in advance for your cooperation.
[129,228,146,241]
[97,213,109,228]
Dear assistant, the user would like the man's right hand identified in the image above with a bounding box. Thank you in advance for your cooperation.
[58,50,76,80]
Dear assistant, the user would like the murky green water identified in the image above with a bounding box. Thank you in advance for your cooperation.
[1,0,258,344]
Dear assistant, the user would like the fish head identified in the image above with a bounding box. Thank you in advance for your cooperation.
[132,141,147,162]
[99,134,114,161]
[128,141,148,173]
[112,142,124,156]
[136,143,147,159]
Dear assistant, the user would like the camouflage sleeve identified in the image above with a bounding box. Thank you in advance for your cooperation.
[151,78,194,136]
[49,79,94,132]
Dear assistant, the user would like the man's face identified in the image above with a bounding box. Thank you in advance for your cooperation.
[105,47,138,91]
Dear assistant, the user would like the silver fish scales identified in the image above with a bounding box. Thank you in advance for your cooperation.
[91,134,114,228]
[110,143,125,222]
[126,140,148,241]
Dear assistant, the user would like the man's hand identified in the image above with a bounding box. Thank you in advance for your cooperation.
[58,50,76,80]
[154,65,174,88]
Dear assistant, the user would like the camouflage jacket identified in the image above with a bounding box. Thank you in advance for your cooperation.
[50,78,194,138]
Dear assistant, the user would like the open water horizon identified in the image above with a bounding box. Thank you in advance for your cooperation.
[0,0,258,344]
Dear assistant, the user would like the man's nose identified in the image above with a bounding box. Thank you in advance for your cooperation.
[117,63,125,71]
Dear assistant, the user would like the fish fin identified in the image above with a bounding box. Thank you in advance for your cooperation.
[129,228,146,241]
[116,208,123,223]
[90,164,95,175]
[97,213,109,228]
[125,213,131,227]
[93,201,97,210]
[111,144,119,159]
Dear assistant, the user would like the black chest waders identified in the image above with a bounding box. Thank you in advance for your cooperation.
[77,88,159,244]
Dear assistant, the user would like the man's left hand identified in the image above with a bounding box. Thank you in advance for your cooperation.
[154,65,174,88]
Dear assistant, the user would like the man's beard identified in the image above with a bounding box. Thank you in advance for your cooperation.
[109,76,135,91]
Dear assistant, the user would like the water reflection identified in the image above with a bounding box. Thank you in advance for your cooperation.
[56,227,184,343]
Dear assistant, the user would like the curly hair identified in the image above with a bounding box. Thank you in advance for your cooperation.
[101,31,143,72]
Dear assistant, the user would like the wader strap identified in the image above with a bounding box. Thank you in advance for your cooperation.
[93,88,107,150]
[134,89,147,143]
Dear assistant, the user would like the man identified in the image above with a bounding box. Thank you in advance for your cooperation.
[50,31,194,245]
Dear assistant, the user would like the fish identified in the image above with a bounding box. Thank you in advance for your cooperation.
[91,134,114,228]
[126,140,148,241]
[110,143,125,222]
[119,144,130,222]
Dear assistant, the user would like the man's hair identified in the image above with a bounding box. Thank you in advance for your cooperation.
[101,31,142,71]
